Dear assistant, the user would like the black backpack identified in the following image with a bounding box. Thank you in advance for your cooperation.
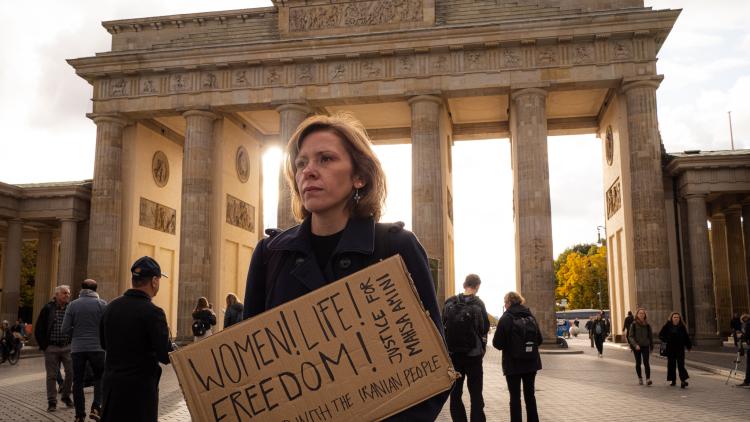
[510,315,540,360]
[444,295,481,353]
[191,320,207,337]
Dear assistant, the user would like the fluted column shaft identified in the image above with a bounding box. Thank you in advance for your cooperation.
[58,219,78,288]
[622,79,673,323]
[177,110,218,339]
[1,219,23,322]
[510,88,556,340]
[685,195,718,343]
[409,95,447,304]
[87,115,127,301]
[743,204,750,303]
[710,214,733,336]
[725,208,749,314]
[33,230,53,325]
[276,104,311,230]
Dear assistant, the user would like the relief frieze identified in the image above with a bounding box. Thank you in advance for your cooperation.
[296,63,314,83]
[396,55,416,76]
[572,44,594,65]
[201,72,219,89]
[606,179,622,219]
[361,59,384,78]
[139,197,176,235]
[328,62,347,82]
[501,48,522,68]
[611,40,634,61]
[289,0,423,33]
[265,66,283,85]
[170,73,193,92]
[465,51,488,71]
[110,78,129,97]
[226,194,255,233]
[140,78,159,94]
[536,46,558,66]
[233,69,249,87]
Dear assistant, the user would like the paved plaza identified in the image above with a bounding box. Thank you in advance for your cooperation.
[1,337,748,421]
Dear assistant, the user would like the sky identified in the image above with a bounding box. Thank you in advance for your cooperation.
[0,0,748,317]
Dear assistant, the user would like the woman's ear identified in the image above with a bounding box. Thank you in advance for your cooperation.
[353,176,366,189]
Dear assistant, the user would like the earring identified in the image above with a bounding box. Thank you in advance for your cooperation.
[353,188,361,205]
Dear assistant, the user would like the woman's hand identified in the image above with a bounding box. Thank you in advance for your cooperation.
[635,345,640,351]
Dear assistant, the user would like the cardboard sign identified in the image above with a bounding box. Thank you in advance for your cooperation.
[170,255,455,422]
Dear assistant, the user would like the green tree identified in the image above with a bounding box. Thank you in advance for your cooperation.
[19,240,37,309]
[555,244,608,310]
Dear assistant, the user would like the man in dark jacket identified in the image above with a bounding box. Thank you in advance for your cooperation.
[622,311,634,341]
[591,311,610,357]
[730,313,742,346]
[443,274,490,422]
[34,285,74,412]
[99,256,174,422]
[62,279,107,422]
[493,291,542,422]
[738,314,750,387]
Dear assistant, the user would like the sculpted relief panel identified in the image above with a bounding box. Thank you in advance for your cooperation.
[289,0,424,32]
[226,194,255,233]
[139,197,176,234]
[606,179,622,219]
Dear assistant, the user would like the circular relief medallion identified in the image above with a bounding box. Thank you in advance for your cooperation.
[236,146,249,183]
[605,126,614,166]
[152,151,169,187]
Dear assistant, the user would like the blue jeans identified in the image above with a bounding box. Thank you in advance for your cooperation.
[72,351,104,417]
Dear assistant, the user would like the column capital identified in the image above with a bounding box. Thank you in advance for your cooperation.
[683,192,708,201]
[182,109,220,120]
[510,87,548,101]
[87,113,129,127]
[407,95,443,106]
[274,103,312,114]
[621,75,664,94]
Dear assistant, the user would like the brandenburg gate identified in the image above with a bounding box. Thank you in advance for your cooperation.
[65,0,682,340]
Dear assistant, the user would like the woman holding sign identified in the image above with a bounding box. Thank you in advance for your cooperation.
[243,113,448,421]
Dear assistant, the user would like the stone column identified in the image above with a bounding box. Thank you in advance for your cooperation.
[621,78,673,324]
[276,104,311,230]
[87,115,127,301]
[684,194,719,344]
[743,203,750,304]
[725,207,749,314]
[710,214,733,336]
[409,95,448,304]
[57,218,78,288]
[177,110,218,339]
[33,230,54,325]
[509,88,556,340]
[1,219,23,323]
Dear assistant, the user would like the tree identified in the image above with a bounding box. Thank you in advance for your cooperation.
[555,244,608,310]
[20,240,37,309]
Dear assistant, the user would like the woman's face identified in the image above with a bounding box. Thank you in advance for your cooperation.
[671,314,680,325]
[636,309,646,320]
[294,131,363,220]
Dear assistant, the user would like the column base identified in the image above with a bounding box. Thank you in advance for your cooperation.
[690,335,723,347]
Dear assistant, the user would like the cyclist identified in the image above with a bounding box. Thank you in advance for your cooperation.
[1,320,19,361]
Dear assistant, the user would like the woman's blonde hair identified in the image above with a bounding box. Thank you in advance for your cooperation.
[226,293,238,307]
[284,113,387,222]
[504,291,526,306]
[635,307,648,323]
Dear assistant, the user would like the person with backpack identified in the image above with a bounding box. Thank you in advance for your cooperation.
[492,291,542,422]
[591,311,609,358]
[627,308,653,386]
[443,274,490,422]
[242,114,447,420]
[191,297,216,341]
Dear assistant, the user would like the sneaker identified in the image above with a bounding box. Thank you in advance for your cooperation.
[47,402,56,412]
[680,381,688,389]
[638,378,643,385]
[61,397,73,408]
[647,379,653,386]
[89,406,102,421]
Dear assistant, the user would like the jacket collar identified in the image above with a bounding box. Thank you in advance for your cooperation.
[78,289,99,299]
[269,216,375,255]
[124,289,152,301]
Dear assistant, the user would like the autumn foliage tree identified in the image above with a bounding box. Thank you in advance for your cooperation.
[555,244,608,310]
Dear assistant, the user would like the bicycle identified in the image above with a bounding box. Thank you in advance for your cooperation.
[0,336,23,365]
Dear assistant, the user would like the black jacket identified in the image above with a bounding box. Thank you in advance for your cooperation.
[658,322,692,356]
[34,300,66,351]
[591,318,610,338]
[223,302,244,328]
[443,293,490,356]
[492,304,543,376]
[191,309,216,329]
[243,216,447,421]
[99,289,173,422]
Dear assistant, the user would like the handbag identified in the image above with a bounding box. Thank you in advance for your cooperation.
[659,342,668,357]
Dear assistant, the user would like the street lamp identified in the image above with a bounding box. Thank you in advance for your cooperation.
[596,225,606,245]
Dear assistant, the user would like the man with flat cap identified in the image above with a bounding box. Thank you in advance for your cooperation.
[99,256,174,422]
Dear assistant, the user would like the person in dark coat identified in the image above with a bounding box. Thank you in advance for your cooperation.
[99,256,174,422]
[730,313,742,346]
[223,293,244,329]
[658,311,692,388]
[191,296,216,341]
[737,314,750,387]
[627,308,653,386]
[492,291,543,422]
[622,310,634,340]
[243,114,447,421]
[591,311,609,358]
[34,285,74,412]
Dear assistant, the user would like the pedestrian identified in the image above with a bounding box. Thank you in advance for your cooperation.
[99,256,175,422]
[191,297,216,341]
[223,293,244,329]
[730,313,742,346]
[443,274,490,422]
[62,279,107,422]
[627,308,653,386]
[34,285,74,412]
[736,314,750,387]
[492,291,542,422]
[591,311,609,358]
[658,311,692,388]
[1,320,17,361]
[585,316,594,348]
[623,310,634,340]
[242,113,448,420]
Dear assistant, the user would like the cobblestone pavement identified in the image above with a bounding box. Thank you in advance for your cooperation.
[2,338,748,421]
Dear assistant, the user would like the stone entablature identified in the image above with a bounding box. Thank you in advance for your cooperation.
[0,181,92,222]
[666,150,750,196]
